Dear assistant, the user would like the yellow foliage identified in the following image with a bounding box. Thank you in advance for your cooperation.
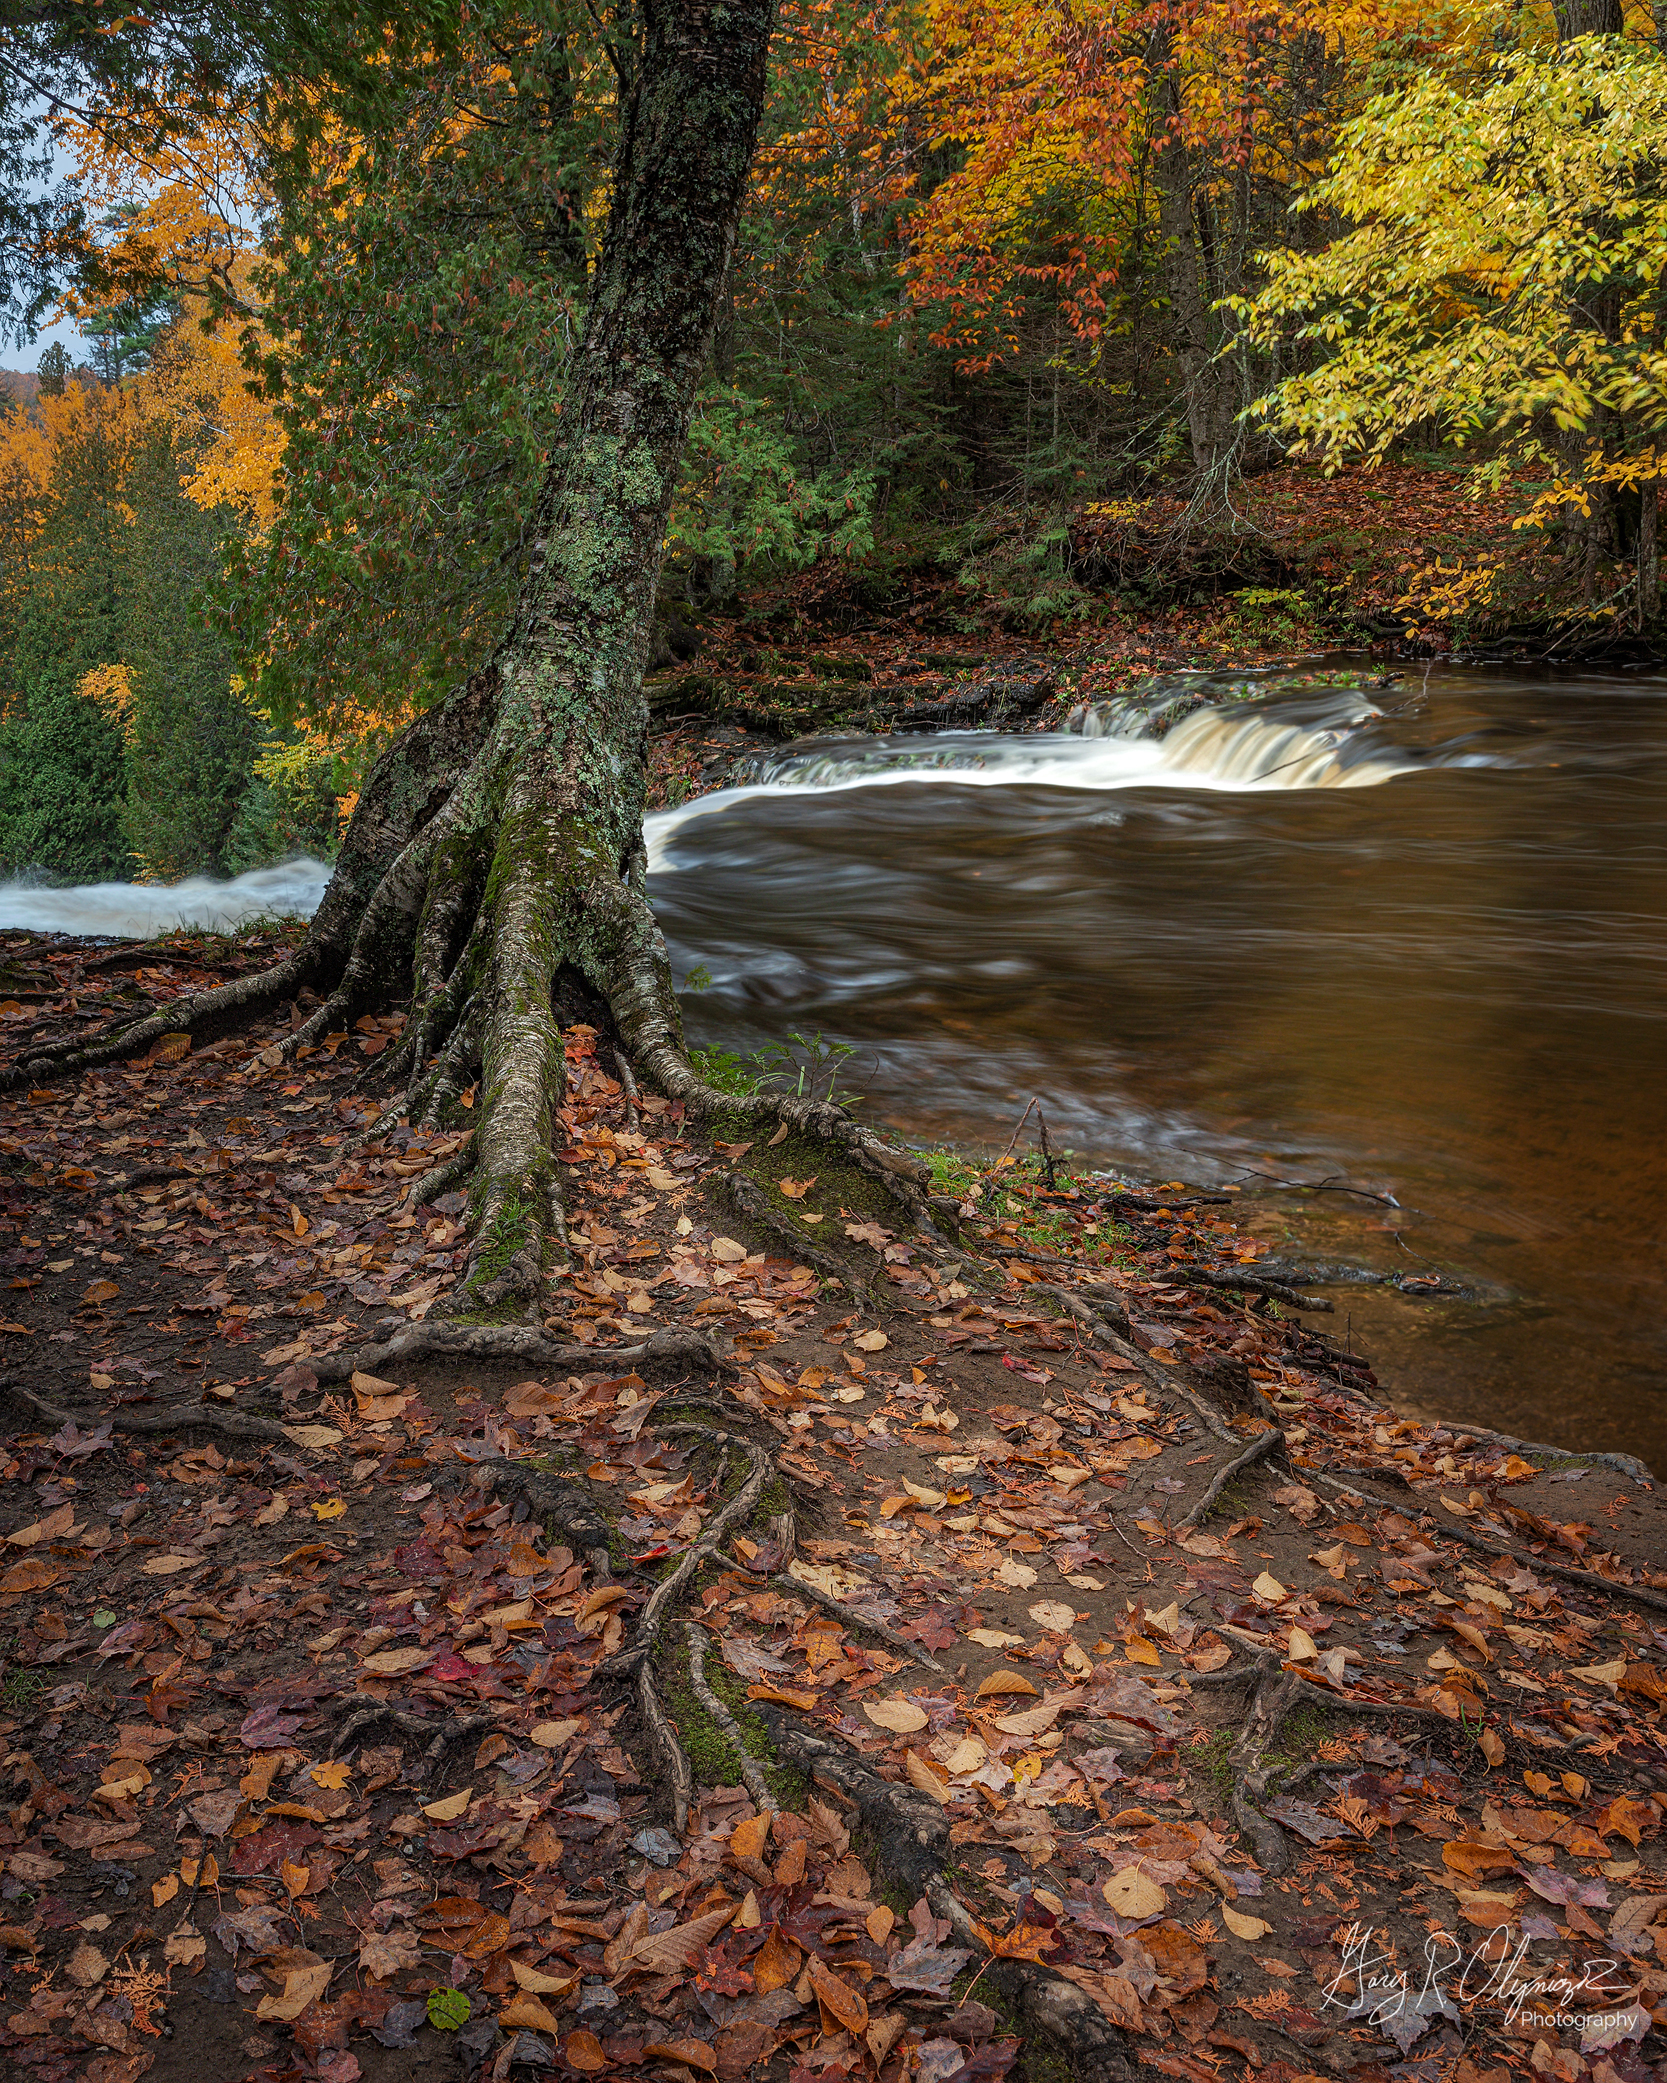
[74,663,135,745]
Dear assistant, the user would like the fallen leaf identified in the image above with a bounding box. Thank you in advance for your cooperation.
[1222,1905,1273,1940]
[563,2030,608,2074]
[864,1697,928,1734]
[1029,1601,1077,1633]
[1102,1868,1166,1920]
[974,1669,1038,1701]
[423,1788,472,1823]
[256,1960,331,2022]
[852,1330,888,1352]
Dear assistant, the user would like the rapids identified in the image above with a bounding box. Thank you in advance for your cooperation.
[0,659,1661,1464]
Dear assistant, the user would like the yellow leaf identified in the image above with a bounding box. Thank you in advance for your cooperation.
[990,1701,1062,1738]
[1102,1867,1166,1919]
[511,1957,579,1997]
[422,1788,472,1822]
[852,1330,888,1352]
[711,1236,747,1263]
[904,1751,952,1806]
[1123,1636,1161,1667]
[311,1497,347,1522]
[530,1718,583,1750]
[1251,1572,1287,1604]
[1222,1904,1272,1940]
[1286,1626,1319,1661]
[862,1697,928,1734]
[151,1872,179,1909]
[309,1761,352,1790]
[974,1669,1038,1701]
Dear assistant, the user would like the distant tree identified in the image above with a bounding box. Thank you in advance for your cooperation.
[36,341,71,396]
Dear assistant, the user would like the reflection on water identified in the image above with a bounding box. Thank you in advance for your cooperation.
[649,663,1667,1470]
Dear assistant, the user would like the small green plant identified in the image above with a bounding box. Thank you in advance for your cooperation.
[682,962,713,992]
[690,1029,863,1106]
[750,1030,862,1106]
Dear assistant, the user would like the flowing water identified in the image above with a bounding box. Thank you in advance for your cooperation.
[648,661,1667,1470]
[0,659,1661,1465]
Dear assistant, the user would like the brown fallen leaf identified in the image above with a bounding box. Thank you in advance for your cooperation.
[644,2041,718,2076]
[502,1992,567,2034]
[631,1901,738,1974]
[256,1960,331,2022]
[809,1952,868,2035]
[563,2030,608,2074]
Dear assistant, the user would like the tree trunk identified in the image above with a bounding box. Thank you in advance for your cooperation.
[10,0,943,1330]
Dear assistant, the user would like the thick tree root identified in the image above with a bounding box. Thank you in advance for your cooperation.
[470,1459,619,1559]
[0,1375,295,1448]
[1179,1426,1286,1529]
[2,952,314,1092]
[1226,1665,1307,1874]
[1445,1419,1652,1488]
[310,1322,730,1384]
[759,1712,1140,2083]
[331,1701,498,1778]
[599,1423,775,1679]
[712,1171,857,1294]
[685,1622,777,1812]
[1191,1267,1332,1312]
[771,1571,947,1674]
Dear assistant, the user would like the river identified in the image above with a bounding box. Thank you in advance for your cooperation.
[0,657,1661,1467]
[647,660,1667,1471]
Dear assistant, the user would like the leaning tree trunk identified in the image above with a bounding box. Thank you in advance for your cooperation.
[8,0,943,1334]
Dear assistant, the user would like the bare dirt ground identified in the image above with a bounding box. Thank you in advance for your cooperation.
[1,926,1664,2083]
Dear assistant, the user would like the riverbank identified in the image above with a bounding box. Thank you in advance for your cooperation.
[0,931,1664,2083]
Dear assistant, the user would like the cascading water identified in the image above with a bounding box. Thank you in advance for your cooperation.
[648,673,1437,870]
[0,658,1659,1468]
[0,856,332,939]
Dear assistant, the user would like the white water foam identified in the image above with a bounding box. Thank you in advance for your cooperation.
[0,856,333,939]
[647,697,1419,870]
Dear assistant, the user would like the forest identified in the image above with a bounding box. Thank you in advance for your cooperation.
[2,0,1664,884]
[0,8,1665,2083]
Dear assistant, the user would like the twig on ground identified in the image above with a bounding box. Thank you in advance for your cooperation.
[685,1623,777,1812]
[1180,1427,1285,1530]
[771,1572,946,1673]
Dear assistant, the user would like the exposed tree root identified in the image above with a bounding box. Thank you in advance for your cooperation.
[1444,1419,1652,1488]
[1191,1267,1331,1312]
[1180,1426,1286,1529]
[310,1322,730,1384]
[760,1712,1141,2083]
[1312,1468,1667,1617]
[771,1572,947,1674]
[637,1657,694,1838]
[0,1375,294,1448]
[712,1170,857,1295]
[330,1701,498,1778]
[1226,1665,1307,1874]
[1032,1283,1241,1443]
[685,1622,777,1812]
[471,1458,619,1565]
[599,1423,775,1679]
